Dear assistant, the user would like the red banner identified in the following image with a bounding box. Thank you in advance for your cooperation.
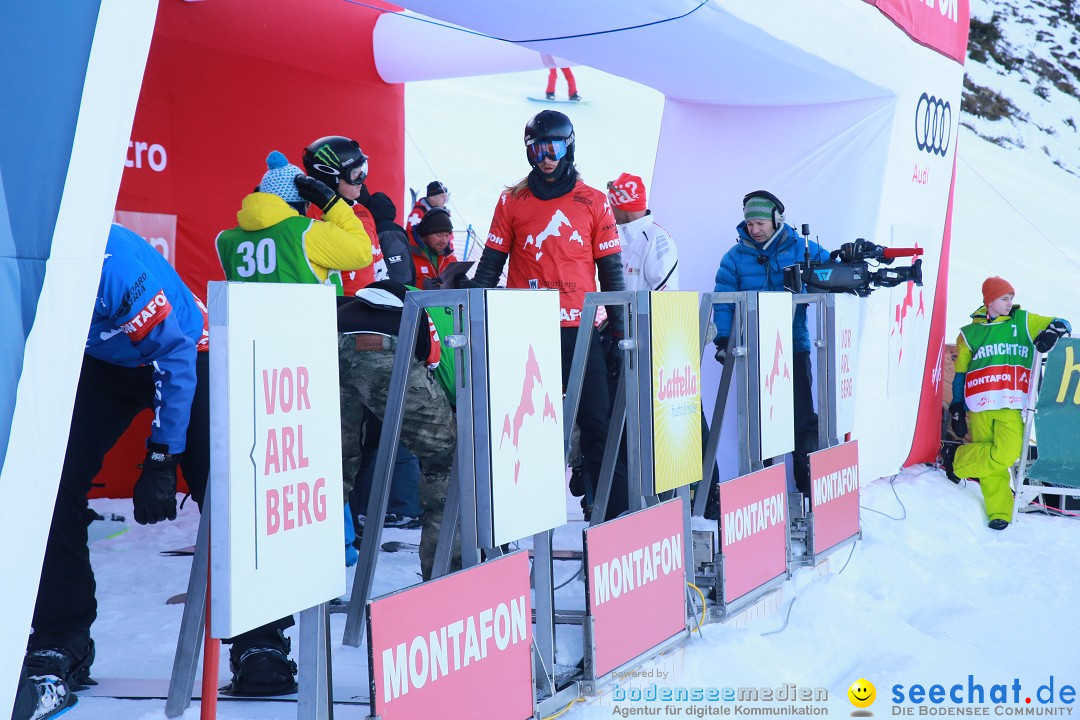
[864,0,970,64]
[96,0,405,499]
[904,157,958,466]
[368,552,534,720]
[809,441,861,555]
[584,500,687,678]
[717,465,788,603]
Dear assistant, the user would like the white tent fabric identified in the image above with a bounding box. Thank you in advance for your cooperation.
[376,0,964,482]
[374,12,575,83]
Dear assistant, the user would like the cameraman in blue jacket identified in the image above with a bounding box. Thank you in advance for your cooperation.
[712,191,830,496]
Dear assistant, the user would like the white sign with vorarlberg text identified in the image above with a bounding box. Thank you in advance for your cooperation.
[209,281,345,638]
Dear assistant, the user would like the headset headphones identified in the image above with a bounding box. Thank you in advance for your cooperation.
[742,190,785,227]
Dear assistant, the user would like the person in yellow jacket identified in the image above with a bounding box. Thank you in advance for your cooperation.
[942,276,1071,529]
[216,150,371,289]
[212,150,371,695]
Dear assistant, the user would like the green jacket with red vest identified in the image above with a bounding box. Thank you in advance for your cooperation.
[953,304,1058,412]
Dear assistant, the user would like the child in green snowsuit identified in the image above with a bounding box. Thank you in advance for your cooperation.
[946,276,1071,529]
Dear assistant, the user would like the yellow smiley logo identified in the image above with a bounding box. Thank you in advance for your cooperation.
[848,678,876,709]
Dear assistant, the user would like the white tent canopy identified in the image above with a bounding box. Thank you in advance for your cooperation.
[376,0,966,481]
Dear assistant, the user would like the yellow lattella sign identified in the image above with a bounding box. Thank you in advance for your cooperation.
[1054,345,1080,404]
[650,291,702,493]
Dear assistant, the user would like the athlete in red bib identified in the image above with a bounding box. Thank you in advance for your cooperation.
[471,110,629,521]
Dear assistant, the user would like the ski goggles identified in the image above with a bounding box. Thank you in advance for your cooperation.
[342,159,369,186]
[526,139,568,164]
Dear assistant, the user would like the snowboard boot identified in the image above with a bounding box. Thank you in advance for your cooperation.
[939,443,961,483]
[569,93,582,101]
[24,640,95,691]
[225,629,298,696]
[24,675,77,720]
[384,513,422,529]
[988,519,1010,531]
[545,92,555,100]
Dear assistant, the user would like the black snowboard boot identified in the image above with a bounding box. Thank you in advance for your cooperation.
[939,443,961,483]
[24,639,95,691]
[225,629,298,696]
[988,519,1010,531]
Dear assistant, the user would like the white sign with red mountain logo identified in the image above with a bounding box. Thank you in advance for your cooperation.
[485,290,566,545]
[757,292,794,461]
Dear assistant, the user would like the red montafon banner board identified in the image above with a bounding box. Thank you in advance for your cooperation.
[810,441,861,555]
[718,464,788,603]
[584,500,687,678]
[367,552,534,720]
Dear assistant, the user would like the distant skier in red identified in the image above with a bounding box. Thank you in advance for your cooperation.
[545,67,580,101]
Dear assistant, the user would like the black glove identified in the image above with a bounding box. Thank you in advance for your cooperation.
[293,175,340,213]
[714,338,728,365]
[948,400,967,439]
[133,444,180,525]
[1034,319,1070,353]
[837,242,858,263]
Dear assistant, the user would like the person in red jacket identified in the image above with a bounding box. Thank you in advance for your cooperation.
[408,207,456,287]
[302,135,387,294]
[406,180,449,238]
[469,110,628,520]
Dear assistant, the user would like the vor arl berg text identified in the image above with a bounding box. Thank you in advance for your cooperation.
[262,366,328,534]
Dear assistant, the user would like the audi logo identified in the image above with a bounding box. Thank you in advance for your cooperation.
[915,92,951,156]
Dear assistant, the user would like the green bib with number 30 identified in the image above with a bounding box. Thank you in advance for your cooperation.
[216,216,343,293]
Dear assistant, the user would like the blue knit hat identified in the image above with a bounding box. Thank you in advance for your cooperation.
[258,151,303,203]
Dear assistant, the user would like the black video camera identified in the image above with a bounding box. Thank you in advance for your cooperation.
[782,228,923,297]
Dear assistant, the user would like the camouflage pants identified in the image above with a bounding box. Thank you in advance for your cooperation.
[338,334,457,579]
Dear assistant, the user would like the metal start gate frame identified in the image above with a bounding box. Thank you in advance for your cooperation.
[694,292,856,617]
[163,288,860,719]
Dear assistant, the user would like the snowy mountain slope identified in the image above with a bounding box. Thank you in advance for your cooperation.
[949,128,1080,337]
[963,0,1080,176]
[949,0,1080,337]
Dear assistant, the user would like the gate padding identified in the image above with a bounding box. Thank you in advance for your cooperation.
[1028,338,1080,487]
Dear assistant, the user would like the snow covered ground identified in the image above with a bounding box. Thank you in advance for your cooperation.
[55,48,1080,720]
[74,466,1080,719]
